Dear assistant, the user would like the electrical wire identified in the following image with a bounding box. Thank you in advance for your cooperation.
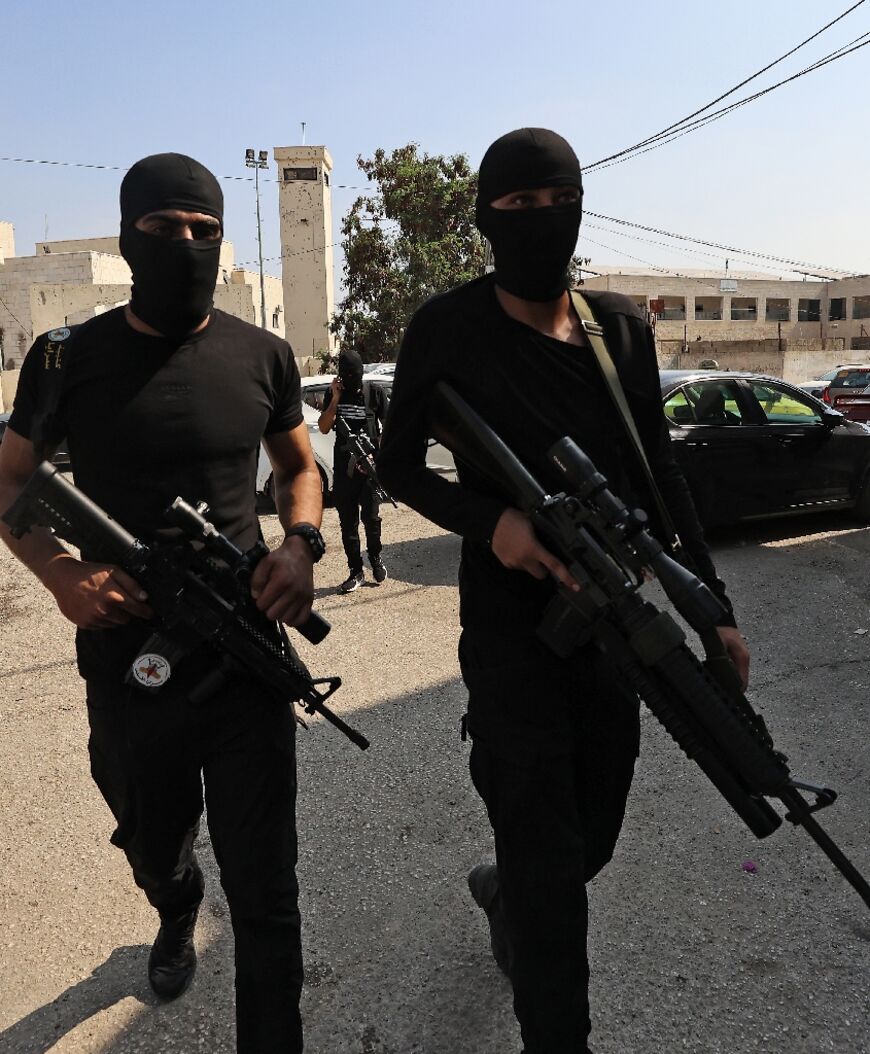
[584,210,859,277]
[589,34,870,173]
[585,0,868,170]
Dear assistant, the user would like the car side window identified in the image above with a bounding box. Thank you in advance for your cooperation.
[749,382,822,424]
[683,380,745,425]
[302,386,328,411]
[663,390,696,425]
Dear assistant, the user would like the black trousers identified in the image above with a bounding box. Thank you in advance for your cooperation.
[86,670,303,1054]
[460,629,640,1054]
[332,463,382,574]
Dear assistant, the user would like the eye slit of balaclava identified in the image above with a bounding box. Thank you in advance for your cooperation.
[119,153,224,342]
[475,128,583,303]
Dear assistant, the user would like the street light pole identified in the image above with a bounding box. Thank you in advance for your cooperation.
[245,148,269,329]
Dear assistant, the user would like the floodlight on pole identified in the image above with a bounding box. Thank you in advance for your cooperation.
[244,147,269,329]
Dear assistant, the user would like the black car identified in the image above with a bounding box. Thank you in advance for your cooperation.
[0,412,71,471]
[661,371,870,527]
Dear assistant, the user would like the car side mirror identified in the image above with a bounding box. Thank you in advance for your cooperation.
[821,408,844,429]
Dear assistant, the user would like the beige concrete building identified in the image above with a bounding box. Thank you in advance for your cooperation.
[274,145,335,362]
[582,267,870,382]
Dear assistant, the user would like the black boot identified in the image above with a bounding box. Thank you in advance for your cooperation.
[148,906,198,1000]
[467,864,513,979]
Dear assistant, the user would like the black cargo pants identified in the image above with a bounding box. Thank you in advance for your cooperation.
[86,670,303,1054]
[460,629,641,1054]
[332,458,382,575]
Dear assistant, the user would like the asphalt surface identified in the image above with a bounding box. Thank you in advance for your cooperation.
[1,504,868,1054]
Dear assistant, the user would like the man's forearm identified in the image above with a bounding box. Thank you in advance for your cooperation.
[0,480,73,586]
[273,465,323,532]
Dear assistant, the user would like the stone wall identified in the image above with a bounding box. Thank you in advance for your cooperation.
[656,338,850,383]
[0,368,20,414]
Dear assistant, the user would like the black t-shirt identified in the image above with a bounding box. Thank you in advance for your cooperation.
[323,383,386,472]
[10,307,302,679]
[377,274,733,633]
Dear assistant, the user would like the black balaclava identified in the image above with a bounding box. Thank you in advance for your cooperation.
[119,152,224,342]
[338,349,364,398]
[475,128,583,302]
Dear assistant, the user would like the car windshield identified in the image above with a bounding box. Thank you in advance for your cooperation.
[834,370,870,389]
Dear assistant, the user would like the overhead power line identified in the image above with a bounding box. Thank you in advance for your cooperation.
[585,0,869,171]
[0,156,370,190]
[584,210,859,277]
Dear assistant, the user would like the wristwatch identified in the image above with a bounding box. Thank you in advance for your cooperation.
[284,523,326,563]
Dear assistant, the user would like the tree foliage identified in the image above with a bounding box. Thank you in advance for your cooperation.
[331,145,486,362]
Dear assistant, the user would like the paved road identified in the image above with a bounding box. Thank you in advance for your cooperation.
[1,505,868,1053]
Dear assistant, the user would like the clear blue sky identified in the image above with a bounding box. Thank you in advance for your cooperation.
[3,0,868,283]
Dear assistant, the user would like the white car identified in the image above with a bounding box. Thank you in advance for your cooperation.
[256,375,454,509]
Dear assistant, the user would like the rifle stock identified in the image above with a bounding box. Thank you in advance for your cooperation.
[428,382,870,909]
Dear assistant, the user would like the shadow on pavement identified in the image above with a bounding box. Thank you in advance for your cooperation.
[0,945,152,1053]
[378,531,461,587]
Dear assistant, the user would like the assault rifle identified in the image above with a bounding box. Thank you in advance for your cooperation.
[2,463,369,750]
[430,382,870,909]
[335,415,397,507]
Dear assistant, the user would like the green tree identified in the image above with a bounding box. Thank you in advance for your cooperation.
[331,144,486,362]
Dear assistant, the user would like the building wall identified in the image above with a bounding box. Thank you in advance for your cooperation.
[30,283,132,335]
[274,145,335,360]
[0,222,15,264]
[0,368,20,413]
[226,269,285,338]
[582,269,870,353]
[656,338,848,383]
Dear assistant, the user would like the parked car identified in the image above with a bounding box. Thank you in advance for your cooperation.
[0,412,71,471]
[661,370,870,527]
[821,365,870,416]
[256,377,454,510]
[794,364,864,401]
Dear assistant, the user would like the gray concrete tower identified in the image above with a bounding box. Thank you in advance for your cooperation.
[273,145,335,362]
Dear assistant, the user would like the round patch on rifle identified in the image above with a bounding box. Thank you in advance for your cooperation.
[132,653,171,688]
[47,327,71,342]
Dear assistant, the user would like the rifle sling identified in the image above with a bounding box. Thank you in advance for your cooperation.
[569,289,680,552]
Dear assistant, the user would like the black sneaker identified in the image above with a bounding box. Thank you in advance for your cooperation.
[370,557,388,584]
[467,864,513,979]
[148,907,198,1000]
[339,571,365,594]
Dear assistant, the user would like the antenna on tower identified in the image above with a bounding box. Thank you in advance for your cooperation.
[301,122,306,145]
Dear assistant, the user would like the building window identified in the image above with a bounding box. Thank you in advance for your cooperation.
[853,296,870,320]
[323,172,330,185]
[695,296,722,321]
[765,298,790,322]
[272,309,280,328]
[731,297,757,321]
[829,297,846,321]
[283,167,318,181]
[657,296,686,320]
[798,299,821,322]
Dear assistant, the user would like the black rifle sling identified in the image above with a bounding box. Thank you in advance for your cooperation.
[569,290,680,552]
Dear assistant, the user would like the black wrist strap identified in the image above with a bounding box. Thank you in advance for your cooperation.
[570,289,681,552]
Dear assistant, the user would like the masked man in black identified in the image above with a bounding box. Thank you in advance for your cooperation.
[318,348,388,593]
[377,129,750,1054]
[0,153,325,1053]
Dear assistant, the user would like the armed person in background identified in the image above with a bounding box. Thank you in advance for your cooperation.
[0,153,326,1054]
[319,348,389,593]
[377,128,750,1054]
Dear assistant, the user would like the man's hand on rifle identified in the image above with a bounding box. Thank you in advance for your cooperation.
[250,537,314,626]
[716,625,751,691]
[491,508,580,593]
[42,555,153,629]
